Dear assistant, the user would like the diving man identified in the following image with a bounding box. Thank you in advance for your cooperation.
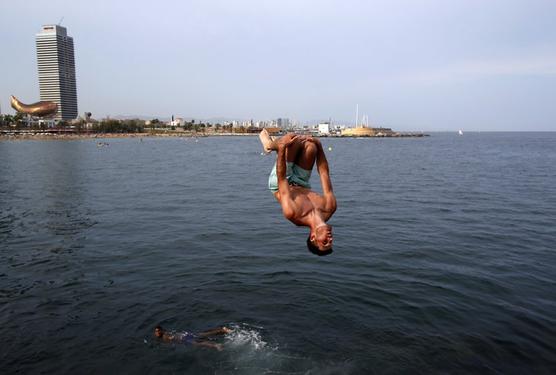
[259,130,337,255]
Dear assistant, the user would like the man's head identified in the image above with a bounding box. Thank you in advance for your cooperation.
[307,224,333,256]
[154,325,164,338]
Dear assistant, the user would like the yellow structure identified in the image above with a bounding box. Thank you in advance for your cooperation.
[341,127,377,137]
[341,126,395,137]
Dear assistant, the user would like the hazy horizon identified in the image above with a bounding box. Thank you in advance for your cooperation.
[1,0,555,131]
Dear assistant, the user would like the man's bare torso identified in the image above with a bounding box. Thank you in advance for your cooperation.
[274,186,332,227]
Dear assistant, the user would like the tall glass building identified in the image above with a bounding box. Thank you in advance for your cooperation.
[36,25,78,121]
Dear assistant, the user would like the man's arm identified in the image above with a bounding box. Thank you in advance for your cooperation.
[312,139,337,216]
[197,327,232,337]
[276,134,298,220]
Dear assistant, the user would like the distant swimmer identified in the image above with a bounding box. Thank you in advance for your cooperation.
[259,130,337,256]
[154,325,232,351]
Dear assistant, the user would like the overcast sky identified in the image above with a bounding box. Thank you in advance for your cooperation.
[1,0,555,130]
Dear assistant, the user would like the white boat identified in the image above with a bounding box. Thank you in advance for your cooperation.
[458,129,463,135]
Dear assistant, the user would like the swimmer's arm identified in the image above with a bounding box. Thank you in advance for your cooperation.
[197,327,232,337]
[276,137,297,220]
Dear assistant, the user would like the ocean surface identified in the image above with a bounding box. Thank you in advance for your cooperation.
[1,132,555,374]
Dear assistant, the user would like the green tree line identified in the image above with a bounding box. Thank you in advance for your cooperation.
[93,119,144,133]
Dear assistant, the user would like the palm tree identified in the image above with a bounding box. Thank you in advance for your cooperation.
[1,114,14,126]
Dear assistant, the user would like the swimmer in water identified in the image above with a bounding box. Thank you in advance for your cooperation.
[154,325,232,351]
[259,130,337,256]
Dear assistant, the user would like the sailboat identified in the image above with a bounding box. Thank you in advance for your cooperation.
[458,129,463,136]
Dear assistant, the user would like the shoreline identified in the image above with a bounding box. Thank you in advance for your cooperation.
[0,131,429,141]
[0,132,257,141]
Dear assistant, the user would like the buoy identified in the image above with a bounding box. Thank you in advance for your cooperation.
[328,146,332,151]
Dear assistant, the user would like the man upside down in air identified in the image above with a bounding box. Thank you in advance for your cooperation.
[259,130,337,256]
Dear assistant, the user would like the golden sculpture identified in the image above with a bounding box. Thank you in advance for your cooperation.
[10,95,58,117]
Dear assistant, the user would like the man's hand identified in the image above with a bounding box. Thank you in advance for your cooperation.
[277,133,298,150]
[303,136,322,148]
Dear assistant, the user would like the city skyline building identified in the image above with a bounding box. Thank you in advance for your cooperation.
[36,25,78,121]
[276,118,290,128]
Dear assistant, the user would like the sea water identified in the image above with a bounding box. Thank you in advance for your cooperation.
[1,133,555,373]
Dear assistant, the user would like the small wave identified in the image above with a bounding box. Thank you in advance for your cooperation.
[225,323,269,351]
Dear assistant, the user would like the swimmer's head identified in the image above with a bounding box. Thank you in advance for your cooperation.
[308,224,333,256]
[154,325,164,338]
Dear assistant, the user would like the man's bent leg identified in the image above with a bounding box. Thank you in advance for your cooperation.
[285,137,306,164]
[260,130,308,163]
[259,129,278,153]
[294,141,317,170]
[267,135,313,193]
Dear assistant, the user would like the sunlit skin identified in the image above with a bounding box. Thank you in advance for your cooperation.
[314,224,333,251]
[259,130,337,253]
[154,326,232,351]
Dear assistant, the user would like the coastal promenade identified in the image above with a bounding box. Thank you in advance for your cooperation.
[0,129,428,140]
[0,129,254,140]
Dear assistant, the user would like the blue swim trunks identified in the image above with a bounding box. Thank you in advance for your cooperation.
[268,162,312,193]
[178,332,197,344]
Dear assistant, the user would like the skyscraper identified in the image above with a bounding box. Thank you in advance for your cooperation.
[36,25,78,121]
[277,118,290,128]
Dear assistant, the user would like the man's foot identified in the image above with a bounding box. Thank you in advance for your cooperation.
[259,129,275,154]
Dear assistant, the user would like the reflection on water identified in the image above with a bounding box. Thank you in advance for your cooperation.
[1,141,95,244]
